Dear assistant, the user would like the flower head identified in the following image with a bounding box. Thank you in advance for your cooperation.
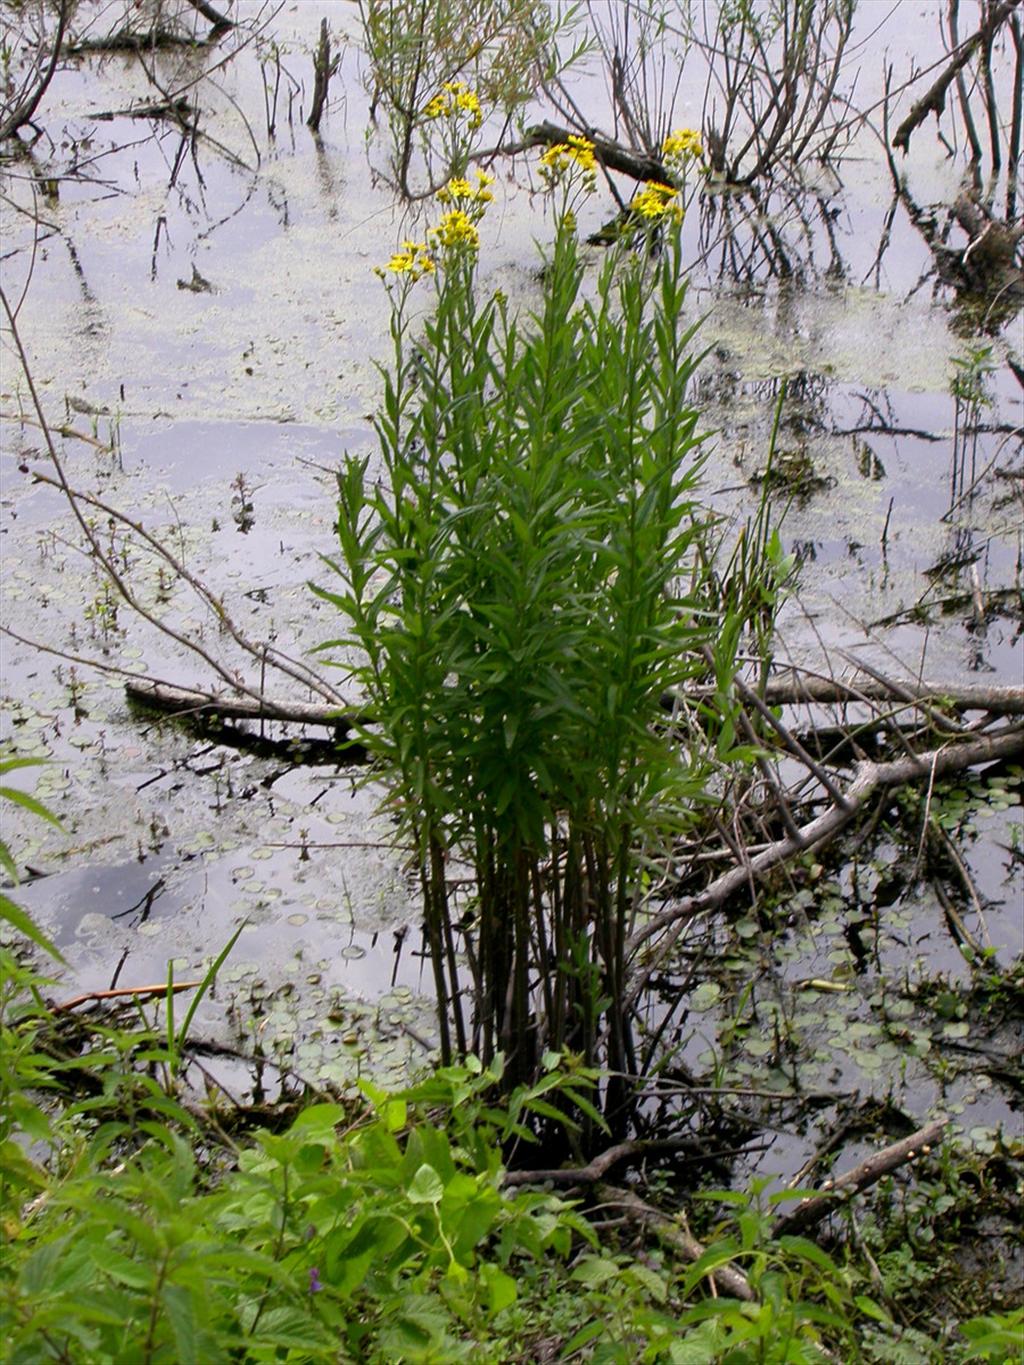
[538,135,597,191]
[376,240,436,281]
[436,170,494,206]
[429,209,480,252]
[423,81,483,130]
[662,128,704,165]
[632,181,684,225]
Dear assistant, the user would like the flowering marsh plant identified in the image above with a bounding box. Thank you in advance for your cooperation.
[321,196,768,1126]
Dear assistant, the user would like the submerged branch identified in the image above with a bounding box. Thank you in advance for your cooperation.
[772,1119,949,1236]
[625,725,1024,995]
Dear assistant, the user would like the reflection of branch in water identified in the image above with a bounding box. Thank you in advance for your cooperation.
[697,181,853,291]
[883,9,1023,330]
[150,213,168,281]
[110,878,166,930]
[61,234,108,341]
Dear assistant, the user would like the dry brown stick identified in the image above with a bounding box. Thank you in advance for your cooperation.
[771,1119,949,1237]
[595,1184,754,1302]
[729,670,852,811]
[54,980,202,1013]
[891,0,1022,152]
[502,1138,694,1188]
[2,411,112,451]
[836,653,968,735]
[624,725,1024,999]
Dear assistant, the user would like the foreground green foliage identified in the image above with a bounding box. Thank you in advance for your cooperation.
[2,975,1021,1363]
[2,856,1020,1363]
[1,784,1020,1362]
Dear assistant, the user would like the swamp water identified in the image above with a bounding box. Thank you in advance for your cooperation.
[1,1,1021,1183]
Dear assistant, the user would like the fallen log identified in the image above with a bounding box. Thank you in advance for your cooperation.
[124,675,1024,733]
[125,680,369,736]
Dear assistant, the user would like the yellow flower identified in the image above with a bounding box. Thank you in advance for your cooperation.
[429,209,480,251]
[662,127,703,163]
[379,240,436,280]
[539,135,598,190]
[632,181,684,224]
[423,81,483,130]
[436,171,494,206]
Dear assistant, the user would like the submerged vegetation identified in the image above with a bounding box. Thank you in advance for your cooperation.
[1,0,1022,1360]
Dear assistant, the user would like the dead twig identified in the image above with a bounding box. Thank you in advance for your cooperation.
[54,981,202,1013]
[771,1119,949,1237]
[891,0,1021,152]
[595,1183,754,1302]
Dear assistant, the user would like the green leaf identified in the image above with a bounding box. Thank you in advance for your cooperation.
[0,893,65,963]
[479,1262,517,1313]
[571,1255,620,1288]
[854,1294,893,1324]
[406,1162,444,1205]
[0,784,63,829]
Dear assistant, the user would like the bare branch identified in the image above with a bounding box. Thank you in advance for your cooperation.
[771,1120,949,1237]
[891,0,1022,152]
[625,725,1024,994]
[0,0,72,141]
[596,1184,755,1302]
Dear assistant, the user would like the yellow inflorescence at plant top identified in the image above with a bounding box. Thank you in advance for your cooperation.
[632,180,684,224]
[423,80,483,129]
[538,135,598,191]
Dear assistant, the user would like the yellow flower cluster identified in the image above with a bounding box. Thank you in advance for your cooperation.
[436,170,495,205]
[662,127,703,163]
[538,135,598,190]
[632,181,684,224]
[429,209,480,252]
[379,240,435,280]
[423,81,483,130]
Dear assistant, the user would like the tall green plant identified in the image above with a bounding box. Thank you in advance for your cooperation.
[316,156,756,1122]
